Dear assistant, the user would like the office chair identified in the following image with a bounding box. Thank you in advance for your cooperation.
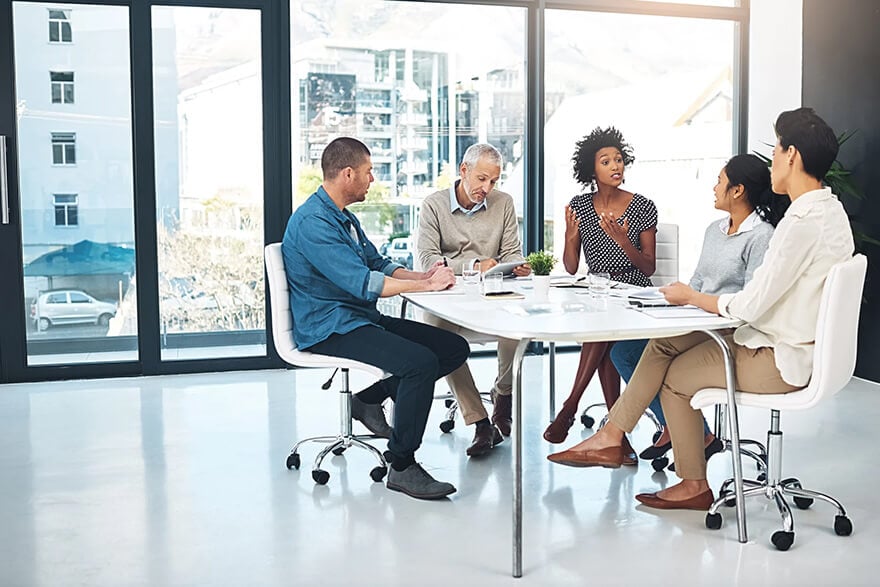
[692,254,866,550]
[265,243,389,486]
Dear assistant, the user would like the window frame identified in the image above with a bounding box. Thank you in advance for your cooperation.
[48,8,72,44]
[50,132,76,165]
[49,71,75,104]
[52,193,79,226]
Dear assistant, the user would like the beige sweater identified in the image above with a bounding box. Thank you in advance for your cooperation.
[417,183,525,275]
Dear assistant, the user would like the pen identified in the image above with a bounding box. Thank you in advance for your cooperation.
[443,256,448,267]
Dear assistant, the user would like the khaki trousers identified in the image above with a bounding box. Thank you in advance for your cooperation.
[423,313,516,425]
[607,330,801,480]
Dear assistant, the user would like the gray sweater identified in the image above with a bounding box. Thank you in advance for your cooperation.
[417,184,525,274]
[689,212,775,294]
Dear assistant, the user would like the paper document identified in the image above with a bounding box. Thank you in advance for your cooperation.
[407,288,466,296]
[635,306,716,319]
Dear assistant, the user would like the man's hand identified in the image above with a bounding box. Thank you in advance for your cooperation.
[479,258,499,273]
[659,281,695,306]
[424,259,446,278]
[426,266,456,291]
[513,263,531,277]
[598,212,629,247]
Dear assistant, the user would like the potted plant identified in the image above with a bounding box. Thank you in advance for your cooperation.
[526,250,556,300]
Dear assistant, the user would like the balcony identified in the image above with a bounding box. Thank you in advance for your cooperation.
[398,113,428,127]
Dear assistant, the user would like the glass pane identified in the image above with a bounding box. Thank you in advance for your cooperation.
[544,10,736,280]
[290,1,527,317]
[152,6,266,361]
[14,2,138,365]
[640,0,738,5]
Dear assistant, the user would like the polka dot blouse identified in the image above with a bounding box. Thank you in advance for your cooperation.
[569,192,658,287]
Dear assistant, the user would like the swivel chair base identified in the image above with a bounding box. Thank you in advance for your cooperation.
[435,389,493,433]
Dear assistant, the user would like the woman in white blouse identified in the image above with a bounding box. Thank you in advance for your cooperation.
[547,108,855,511]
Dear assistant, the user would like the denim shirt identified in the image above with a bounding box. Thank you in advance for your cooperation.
[281,187,404,350]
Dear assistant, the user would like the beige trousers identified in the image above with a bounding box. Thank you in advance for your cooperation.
[423,313,517,425]
[607,330,801,480]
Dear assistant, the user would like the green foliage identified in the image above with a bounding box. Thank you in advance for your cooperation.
[295,166,322,206]
[526,250,556,276]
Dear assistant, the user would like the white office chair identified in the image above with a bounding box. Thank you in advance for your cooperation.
[692,253,867,550]
[264,243,389,485]
[578,223,680,435]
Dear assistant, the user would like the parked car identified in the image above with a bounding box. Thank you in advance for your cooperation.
[30,290,117,330]
[388,237,414,269]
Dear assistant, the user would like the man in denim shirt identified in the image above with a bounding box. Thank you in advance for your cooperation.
[282,137,469,500]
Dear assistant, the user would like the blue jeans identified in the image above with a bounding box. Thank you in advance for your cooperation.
[610,339,710,435]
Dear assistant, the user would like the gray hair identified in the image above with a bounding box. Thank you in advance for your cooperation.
[461,143,502,171]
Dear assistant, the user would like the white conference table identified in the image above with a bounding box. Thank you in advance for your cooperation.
[402,280,746,578]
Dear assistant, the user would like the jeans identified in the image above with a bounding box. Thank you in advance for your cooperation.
[306,315,469,460]
[610,339,710,436]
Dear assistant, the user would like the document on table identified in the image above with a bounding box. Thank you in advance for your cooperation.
[634,305,717,319]
[406,288,466,296]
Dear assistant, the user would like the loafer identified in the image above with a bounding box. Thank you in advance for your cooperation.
[635,489,714,511]
[491,393,512,437]
[466,422,504,457]
[622,436,638,467]
[351,395,393,439]
[543,409,576,444]
[387,463,457,500]
[547,445,624,468]
[639,440,672,460]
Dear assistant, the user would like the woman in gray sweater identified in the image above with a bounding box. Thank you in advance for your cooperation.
[610,153,790,466]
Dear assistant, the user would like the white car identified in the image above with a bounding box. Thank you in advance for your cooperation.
[387,237,414,269]
[30,290,117,330]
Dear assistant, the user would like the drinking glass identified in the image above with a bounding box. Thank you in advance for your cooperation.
[482,272,504,295]
[589,271,611,298]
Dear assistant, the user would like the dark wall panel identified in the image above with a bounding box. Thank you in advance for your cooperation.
[802,0,880,381]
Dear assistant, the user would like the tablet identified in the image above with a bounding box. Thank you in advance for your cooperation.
[483,260,527,277]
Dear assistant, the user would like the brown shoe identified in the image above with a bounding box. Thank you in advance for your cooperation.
[466,422,504,457]
[622,436,638,467]
[546,445,624,468]
[635,489,714,511]
[543,408,576,444]
[491,393,512,436]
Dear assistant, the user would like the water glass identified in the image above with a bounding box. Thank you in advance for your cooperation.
[462,268,481,293]
[588,271,611,298]
[482,272,504,295]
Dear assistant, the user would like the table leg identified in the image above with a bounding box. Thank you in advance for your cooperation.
[701,329,748,543]
[548,342,556,419]
[511,337,531,578]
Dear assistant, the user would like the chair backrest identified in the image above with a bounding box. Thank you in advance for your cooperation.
[800,253,868,407]
[264,243,299,358]
[651,223,679,286]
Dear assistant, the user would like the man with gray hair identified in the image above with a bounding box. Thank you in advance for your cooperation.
[417,143,530,457]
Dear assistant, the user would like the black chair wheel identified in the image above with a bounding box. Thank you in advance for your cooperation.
[720,490,736,508]
[332,446,346,456]
[383,450,394,464]
[834,515,853,536]
[757,472,767,482]
[312,469,330,485]
[651,457,669,472]
[652,430,663,444]
[370,466,388,482]
[444,398,455,408]
[286,453,301,470]
[705,512,722,530]
[793,496,813,510]
[581,414,595,428]
[771,530,795,551]
[439,419,455,433]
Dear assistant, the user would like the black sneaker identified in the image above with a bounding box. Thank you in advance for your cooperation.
[387,463,456,500]
[351,395,393,439]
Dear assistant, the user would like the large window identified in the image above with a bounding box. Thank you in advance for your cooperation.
[543,9,737,280]
[290,0,527,278]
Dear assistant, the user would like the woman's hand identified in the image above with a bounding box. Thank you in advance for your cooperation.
[598,212,630,246]
[659,281,695,306]
[564,205,580,241]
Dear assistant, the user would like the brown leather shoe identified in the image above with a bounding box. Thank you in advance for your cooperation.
[491,393,512,437]
[635,489,714,511]
[622,436,638,467]
[466,422,504,457]
[543,408,576,444]
[546,445,624,468]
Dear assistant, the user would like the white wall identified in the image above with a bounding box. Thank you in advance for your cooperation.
[748,0,803,156]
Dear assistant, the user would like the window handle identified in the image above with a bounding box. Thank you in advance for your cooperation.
[1,135,9,225]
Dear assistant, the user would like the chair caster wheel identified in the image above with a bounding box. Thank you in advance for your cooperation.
[720,490,736,507]
[757,472,767,482]
[771,530,795,551]
[580,415,595,428]
[834,515,853,536]
[705,513,722,530]
[651,457,669,472]
[793,496,813,510]
[312,469,330,485]
[444,398,455,408]
[332,446,346,456]
[439,419,455,433]
[383,450,394,464]
[370,466,388,482]
[286,453,301,470]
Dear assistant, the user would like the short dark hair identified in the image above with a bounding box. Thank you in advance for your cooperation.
[571,126,634,188]
[724,153,790,227]
[321,137,370,179]
[774,107,839,181]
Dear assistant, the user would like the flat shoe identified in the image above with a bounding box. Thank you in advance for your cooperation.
[547,445,624,468]
[543,411,576,444]
[622,436,638,466]
[668,437,726,472]
[639,440,672,460]
[635,489,714,511]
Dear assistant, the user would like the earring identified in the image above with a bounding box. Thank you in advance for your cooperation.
[590,177,597,192]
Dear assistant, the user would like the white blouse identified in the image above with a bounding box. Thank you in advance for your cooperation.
[717,188,854,387]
